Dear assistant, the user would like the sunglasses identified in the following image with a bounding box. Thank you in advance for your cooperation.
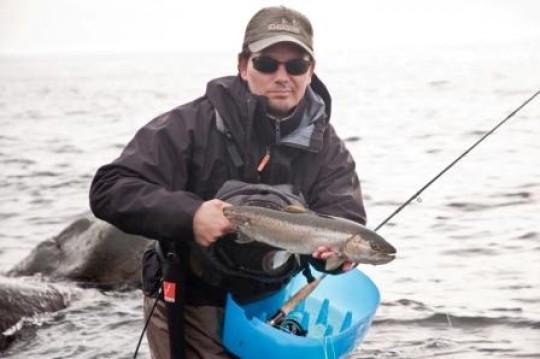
[251,56,312,76]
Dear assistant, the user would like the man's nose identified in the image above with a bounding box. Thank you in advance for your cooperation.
[273,63,290,81]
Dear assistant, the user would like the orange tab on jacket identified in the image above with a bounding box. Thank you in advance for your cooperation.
[257,153,270,172]
[257,148,271,172]
[163,281,176,303]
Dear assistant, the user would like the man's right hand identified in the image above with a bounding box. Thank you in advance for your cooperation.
[193,199,234,247]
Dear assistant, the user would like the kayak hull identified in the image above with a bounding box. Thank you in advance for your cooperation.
[222,268,380,359]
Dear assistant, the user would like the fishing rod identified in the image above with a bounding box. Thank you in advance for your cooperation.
[373,89,540,231]
[133,286,162,358]
[268,89,540,328]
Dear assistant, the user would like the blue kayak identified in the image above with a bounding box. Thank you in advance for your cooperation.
[222,268,380,359]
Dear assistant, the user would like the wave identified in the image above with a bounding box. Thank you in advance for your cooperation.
[446,198,533,212]
[374,312,540,329]
[440,247,498,256]
[517,232,538,240]
[343,136,361,143]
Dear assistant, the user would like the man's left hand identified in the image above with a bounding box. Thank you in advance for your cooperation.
[312,246,356,272]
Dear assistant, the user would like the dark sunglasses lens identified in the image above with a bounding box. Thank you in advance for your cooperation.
[285,59,310,75]
[252,57,310,75]
[252,57,278,73]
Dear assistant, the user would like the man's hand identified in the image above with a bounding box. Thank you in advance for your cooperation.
[193,199,234,247]
[312,246,356,272]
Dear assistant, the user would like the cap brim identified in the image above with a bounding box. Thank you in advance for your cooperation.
[248,35,314,58]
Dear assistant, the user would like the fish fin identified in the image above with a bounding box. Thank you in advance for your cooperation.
[234,232,254,244]
[324,254,345,271]
[284,205,307,213]
[262,250,292,273]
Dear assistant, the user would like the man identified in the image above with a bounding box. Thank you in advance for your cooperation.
[90,6,366,359]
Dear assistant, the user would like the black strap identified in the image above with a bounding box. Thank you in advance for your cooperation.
[158,243,186,359]
[300,256,315,283]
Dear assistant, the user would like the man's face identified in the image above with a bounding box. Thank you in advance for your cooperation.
[239,43,315,116]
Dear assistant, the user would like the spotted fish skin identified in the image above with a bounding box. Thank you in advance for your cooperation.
[223,205,396,265]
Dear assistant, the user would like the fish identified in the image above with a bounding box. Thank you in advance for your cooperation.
[222,205,396,269]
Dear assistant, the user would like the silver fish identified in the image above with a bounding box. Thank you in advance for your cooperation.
[223,205,396,266]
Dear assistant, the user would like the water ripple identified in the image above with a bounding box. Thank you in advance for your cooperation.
[375,313,540,329]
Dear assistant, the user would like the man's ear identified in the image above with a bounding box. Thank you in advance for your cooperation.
[308,62,316,84]
[238,56,249,80]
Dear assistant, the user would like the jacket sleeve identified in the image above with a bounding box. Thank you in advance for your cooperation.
[306,124,367,273]
[308,125,366,224]
[89,110,203,243]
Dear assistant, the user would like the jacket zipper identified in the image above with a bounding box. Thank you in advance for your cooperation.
[257,120,281,173]
[275,122,281,143]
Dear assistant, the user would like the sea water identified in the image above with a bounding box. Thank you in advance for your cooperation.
[1,45,539,358]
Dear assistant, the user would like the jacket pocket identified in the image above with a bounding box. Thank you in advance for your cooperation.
[141,245,162,297]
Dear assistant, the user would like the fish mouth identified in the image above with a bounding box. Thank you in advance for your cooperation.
[351,252,395,266]
[371,240,397,255]
[373,252,396,265]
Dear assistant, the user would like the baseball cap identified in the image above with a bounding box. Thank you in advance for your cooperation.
[242,6,314,58]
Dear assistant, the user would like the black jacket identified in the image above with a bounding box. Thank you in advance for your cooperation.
[89,74,366,302]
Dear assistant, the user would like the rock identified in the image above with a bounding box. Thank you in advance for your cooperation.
[1,214,154,351]
[0,276,67,350]
[8,213,152,287]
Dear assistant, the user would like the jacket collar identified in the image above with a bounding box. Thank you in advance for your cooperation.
[206,73,332,153]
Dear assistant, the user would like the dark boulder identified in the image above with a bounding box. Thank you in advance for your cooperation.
[8,213,152,287]
[1,214,154,351]
[0,276,67,350]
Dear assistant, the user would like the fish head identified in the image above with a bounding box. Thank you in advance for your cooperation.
[343,233,396,265]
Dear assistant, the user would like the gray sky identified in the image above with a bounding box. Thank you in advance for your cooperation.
[1,0,539,55]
